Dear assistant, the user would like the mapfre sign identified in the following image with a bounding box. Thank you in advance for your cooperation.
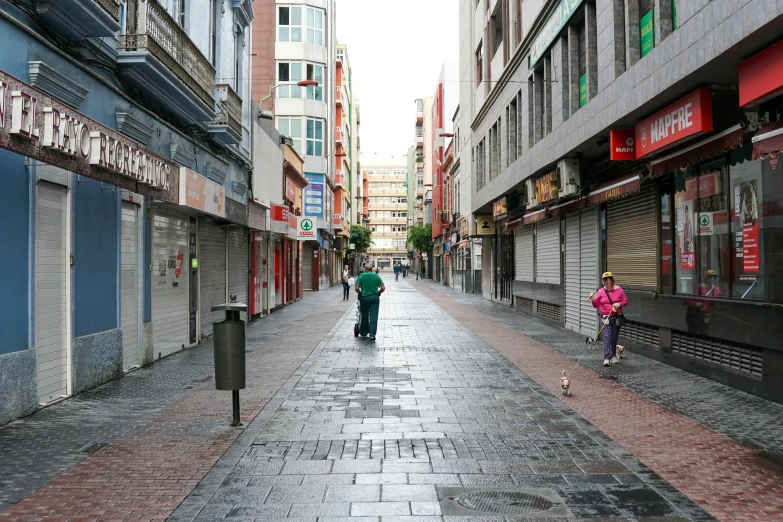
[0,70,177,202]
[634,88,713,159]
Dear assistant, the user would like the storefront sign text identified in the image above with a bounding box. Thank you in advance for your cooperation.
[609,129,636,160]
[634,88,713,159]
[523,209,547,225]
[0,70,177,202]
[179,168,225,218]
[535,172,558,204]
[493,197,507,218]
[529,0,586,67]
[586,174,641,206]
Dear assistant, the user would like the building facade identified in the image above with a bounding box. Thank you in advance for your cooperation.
[364,165,409,268]
[460,0,783,402]
[0,0,255,425]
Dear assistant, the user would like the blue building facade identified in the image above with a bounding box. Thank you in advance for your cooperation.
[0,0,254,425]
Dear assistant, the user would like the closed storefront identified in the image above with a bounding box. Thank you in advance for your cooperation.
[152,207,191,358]
[35,181,70,405]
[514,225,534,282]
[199,219,227,338]
[227,227,249,321]
[606,184,658,291]
[303,243,314,291]
[564,208,600,336]
[248,202,268,317]
[535,219,561,285]
[120,200,142,372]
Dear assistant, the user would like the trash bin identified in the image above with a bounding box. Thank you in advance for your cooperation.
[211,302,247,425]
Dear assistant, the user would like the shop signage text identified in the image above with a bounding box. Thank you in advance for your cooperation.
[535,172,558,204]
[304,173,324,218]
[640,8,654,58]
[587,175,641,206]
[0,70,177,202]
[458,218,469,238]
[579,73,587,107]
[180,167,225,218]
[523,209,547,225]
[609,129,636,160]
[475,215,496,235]
[529,0,586,67]
[635,88,713,159]
[738,38,783,107]
[493,197,508,218]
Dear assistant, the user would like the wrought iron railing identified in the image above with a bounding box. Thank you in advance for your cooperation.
[97,0,121,22]
[215,84,242,136]
[119,0,216,109]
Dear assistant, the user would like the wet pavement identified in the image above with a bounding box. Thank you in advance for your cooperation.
[170,279,713,521]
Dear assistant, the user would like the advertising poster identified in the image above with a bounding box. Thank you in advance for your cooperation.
[676,195,695,270]
[735,179,760,277]
[304,174,324,218]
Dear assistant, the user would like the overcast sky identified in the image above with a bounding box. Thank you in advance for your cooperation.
[336,0,459,166]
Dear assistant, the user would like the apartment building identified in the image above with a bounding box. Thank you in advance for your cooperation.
[460,0,783,402]
[364,166,409,269]
[333,44,356,275]
[252,0,338,289]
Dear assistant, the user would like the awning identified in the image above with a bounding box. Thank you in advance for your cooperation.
[504,218,523,231]
[549,198,587,217]
[457,240,468,249]
[649,124,744,177]
[523,209,547,225]
[586,173,642,207]
[751,120,783,160]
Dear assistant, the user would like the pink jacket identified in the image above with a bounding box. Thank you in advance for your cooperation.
[591,286,628,316]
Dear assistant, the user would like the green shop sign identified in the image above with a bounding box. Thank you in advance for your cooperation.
[640,8,654,58]
[579,73,587,107]
[529,0,586,68]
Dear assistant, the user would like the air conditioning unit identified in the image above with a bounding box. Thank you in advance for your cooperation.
[557,158,580,198]
[525,178,538,208]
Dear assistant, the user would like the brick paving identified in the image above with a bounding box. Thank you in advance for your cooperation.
[0,290,350,521]
[413,280,783,521]
[171,279,711,521]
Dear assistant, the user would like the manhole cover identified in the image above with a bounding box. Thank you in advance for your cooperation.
[456,491,553,515]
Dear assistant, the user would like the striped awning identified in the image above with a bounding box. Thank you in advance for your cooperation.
[751,120,783,160]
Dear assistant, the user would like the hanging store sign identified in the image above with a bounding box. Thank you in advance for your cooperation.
[535,171,558,204]
[0,70,177,202]
[458,217,469,237]
[609,129,636,160]
[179,167,225,218]
[493,197,508,219]
[304,173,325,218]
[529,0,586,67]
[635,88,713,159]
[738,38,783,107]
[475,215,496,235]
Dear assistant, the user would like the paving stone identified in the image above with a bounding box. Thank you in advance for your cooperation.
[350,501,411,516]
[382,484,438,501]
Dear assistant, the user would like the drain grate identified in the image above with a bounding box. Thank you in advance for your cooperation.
[79,442,107,454]
[456,491,553,515]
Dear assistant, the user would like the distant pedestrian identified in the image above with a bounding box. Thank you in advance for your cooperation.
[421,264,427,280]
[355,263,385,340]
[589,272,628,366]
[341,264,351,300]
[393,263,400,281]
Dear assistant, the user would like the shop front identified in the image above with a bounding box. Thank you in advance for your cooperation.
[249,201,268,317]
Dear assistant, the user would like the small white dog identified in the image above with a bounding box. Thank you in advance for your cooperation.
[560,370,571,396]
[616,344,625,358]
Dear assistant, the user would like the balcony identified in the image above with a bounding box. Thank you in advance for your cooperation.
[37,0,121,40]
[118,0,216,126]
[209,84,242,146]
[336,86,342,106]
[441,212,452,228]
[416,135,424,148]
[335,126,343,144]
[333,213,345,230]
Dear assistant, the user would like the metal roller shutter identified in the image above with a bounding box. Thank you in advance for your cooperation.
[199,219,226,338]
[228,227,248,322]
[120,201,141,371]
[35,181,69,404]
[535,219,561,284]
[152,207,190,358]
[606,185,658,291]
[514,226,533,281]
[303,244,313,290]
[578,208,600,335]
[564,213,581,333]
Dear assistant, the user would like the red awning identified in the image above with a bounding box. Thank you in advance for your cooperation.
[751,120,783,160]
[504,218,523,231]
[586,173,642,207]
[549,198,587,217]
[649,124,744,177]
[523,209,547,225]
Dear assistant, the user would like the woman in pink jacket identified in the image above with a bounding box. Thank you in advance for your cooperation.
[589,272,629,366]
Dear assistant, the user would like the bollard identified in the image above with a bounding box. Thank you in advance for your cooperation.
[211,302,248,426]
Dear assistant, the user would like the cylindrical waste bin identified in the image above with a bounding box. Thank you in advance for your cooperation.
[212,303,247,390]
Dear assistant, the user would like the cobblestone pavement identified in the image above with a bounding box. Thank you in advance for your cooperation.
[0,290,351,521]
[170,279,715,522]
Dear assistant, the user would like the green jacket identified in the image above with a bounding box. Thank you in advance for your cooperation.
[355,272,384,297]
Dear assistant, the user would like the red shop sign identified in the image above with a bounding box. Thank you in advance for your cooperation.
[271,202,288,222]
[738,38,783,107]
[634,88,713,159]
[286,178,296,203]
[609,129,636,160]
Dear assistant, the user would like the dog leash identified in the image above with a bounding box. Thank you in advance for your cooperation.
[564,314,610,378]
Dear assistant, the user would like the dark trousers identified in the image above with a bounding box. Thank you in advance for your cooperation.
[359,294,380,337]
[342,282,350,299]
[603,317,621,359]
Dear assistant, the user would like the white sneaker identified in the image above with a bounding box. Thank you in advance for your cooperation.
[611,356,619,364]
[603,359,610,366]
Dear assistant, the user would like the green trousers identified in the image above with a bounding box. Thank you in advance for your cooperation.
[359,294,380,337]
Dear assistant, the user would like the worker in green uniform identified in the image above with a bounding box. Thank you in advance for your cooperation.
[355,263,386,340]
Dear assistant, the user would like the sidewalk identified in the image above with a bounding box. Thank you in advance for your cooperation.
[0,290,351,521]
[413,280,783,521]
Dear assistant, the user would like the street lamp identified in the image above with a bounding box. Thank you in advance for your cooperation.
[258,80,320,120]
